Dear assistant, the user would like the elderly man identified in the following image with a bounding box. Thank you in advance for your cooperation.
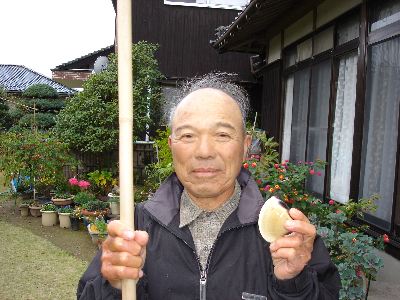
[78,74,340,299]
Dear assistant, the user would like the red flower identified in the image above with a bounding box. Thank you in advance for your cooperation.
[264,185,270,191]
[285,160,289,163]
[309,169,315,175]
[243,163,249,169]
[274,163,279,169]
[251,162,257,168]
[329,199,335,205]
[352,230,357,234]
[336,209,342,214]
[256,179,262,185]
[383,234,390,244]
[317,171,322,176]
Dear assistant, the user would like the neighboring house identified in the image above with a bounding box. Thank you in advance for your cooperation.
[51,45,115,90]
[0,64,75,96]
[54,0,258,103]
[212,0,400,256]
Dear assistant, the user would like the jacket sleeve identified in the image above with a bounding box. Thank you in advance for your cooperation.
[77,203,149,300]
[269,236,341,300]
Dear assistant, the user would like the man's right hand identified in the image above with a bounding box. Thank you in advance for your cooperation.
[101,220,149,290]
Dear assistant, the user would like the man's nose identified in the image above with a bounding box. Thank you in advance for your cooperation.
[195,136,215,159]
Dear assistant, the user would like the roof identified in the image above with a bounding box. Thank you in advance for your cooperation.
[0,64,75,96]
[211,0,323,53]
[52,45,115,71]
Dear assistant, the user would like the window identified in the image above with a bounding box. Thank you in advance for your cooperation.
[282,59,331,196]
[370,0,400,31]
[360,37,400,230]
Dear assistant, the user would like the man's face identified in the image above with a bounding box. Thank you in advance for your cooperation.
[169,88,251,203]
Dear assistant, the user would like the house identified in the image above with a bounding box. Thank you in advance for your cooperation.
[55,1,257,91]
[212,0,400,256]
[51,45,115,90]
[0,64,75,96]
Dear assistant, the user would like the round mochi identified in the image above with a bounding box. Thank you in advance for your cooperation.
[258,196,292,243]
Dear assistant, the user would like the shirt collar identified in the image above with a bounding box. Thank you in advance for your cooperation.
[179,181,241,228]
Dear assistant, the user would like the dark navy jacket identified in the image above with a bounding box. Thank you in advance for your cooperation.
[77,169,340,299]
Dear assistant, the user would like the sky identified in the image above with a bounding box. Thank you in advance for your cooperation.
[0,0,115,77]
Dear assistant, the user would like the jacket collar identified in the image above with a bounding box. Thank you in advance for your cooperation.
[144,168,265,227]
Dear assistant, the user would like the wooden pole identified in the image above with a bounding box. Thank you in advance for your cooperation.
[117,0,136,299]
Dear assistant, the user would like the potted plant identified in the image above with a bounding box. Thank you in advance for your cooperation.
[40,202,58,226]
[57,205,73,228]
[87,217,108,247]
[52,191,74,206]
[73,191,97,208]
[28,200,42,217]
[81,200,109,217]
[70,207,82,231]
[19,200,31,217]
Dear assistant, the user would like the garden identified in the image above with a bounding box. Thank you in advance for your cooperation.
[0,41,391,299]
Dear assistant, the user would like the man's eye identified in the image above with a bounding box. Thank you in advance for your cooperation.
[216,133,231,141]
[180,134,194,141]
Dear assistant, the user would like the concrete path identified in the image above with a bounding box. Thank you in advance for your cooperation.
[367,251,400,300]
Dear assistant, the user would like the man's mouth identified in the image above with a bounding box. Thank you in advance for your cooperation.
[192,168,220,177]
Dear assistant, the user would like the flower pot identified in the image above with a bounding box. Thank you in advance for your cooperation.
[109,202,120,215]
[81,209,109,218]
[52,197,73,206]
[70,217,80,231]
[87,224,108,247]
[29,205,42,217]
[58,213,71,228]
[40,210,58,226]
[19,205,29,217]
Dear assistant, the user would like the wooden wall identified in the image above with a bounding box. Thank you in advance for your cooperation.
[131,0,253,81]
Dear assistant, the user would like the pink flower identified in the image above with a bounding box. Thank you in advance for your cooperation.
[285,160,289,163]
[274,164,279,169]
[309,169,315,175]
[329,199,335,205]
[383,234,390,244]
[317,171,322,176]
[264,185,270,191]
[78,180,90,189]
[256,179,262,185]
[68,177,79,186]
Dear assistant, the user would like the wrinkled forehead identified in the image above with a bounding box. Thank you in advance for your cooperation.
[172,88,243,129]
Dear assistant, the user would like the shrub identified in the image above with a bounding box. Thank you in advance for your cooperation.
[17,113,56,130]
[55,41,164,152]
[73,192,97,206]
[58,205,73,214]
[243,136,384,300]
[23,84,58,99]
[87,170,117,196]
[82,200,109,212]
[0,131,76,197]
[22,99,65,112]
[41,203,57,212]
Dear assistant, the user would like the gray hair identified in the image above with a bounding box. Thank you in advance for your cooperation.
[167,73,250,131]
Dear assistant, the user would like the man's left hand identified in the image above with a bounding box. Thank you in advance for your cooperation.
[269,208,316,280]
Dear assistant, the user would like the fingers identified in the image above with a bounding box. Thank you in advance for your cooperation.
[100,221,149,289]
[284,216,316,239]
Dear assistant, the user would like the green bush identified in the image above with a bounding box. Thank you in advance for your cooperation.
[22,99,65,112]
[23,84,58,99]
[55,41,164,152]
[0,102,12,131]
[73,192,97,206]
[243,138,384,300]
[18,113,56,130]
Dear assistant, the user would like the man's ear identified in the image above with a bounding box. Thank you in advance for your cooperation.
[243,134,252,160]
[168,135,172,149]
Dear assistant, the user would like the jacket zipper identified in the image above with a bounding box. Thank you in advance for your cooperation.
[150,215,252,300]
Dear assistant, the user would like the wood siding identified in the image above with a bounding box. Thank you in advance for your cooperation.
[131,0,253,81]
[260,61,282,142]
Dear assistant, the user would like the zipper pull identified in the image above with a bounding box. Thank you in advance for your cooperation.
[200,270,207,300]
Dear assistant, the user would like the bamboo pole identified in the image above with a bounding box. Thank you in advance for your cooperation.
[116,0,136,299]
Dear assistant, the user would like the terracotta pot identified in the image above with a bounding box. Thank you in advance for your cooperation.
[52,197,73,206]
[58,213,71,228]
[40,210,58,226]
[81,209,109,217]
[29,206,42,217]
